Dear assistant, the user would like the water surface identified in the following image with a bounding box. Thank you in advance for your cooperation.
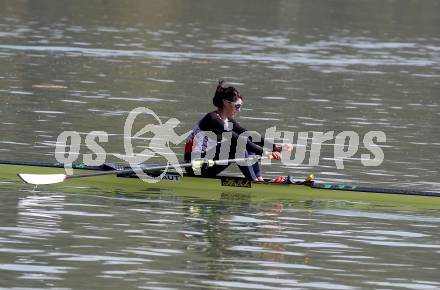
[1,186,439,289]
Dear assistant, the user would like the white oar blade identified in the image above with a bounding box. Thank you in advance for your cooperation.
[18,174,66,185]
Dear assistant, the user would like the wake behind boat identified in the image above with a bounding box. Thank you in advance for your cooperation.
[1,159,439,211]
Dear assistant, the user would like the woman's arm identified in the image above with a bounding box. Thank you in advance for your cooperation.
[230,118,280,152]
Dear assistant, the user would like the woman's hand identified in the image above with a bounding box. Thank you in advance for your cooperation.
[266,151,281,160]
[281,144,294,152]
[274,144,294,152]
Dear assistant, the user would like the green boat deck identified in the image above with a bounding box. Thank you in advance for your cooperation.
[1,161,439,211]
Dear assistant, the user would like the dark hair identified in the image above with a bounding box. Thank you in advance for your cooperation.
[212,80,243,108]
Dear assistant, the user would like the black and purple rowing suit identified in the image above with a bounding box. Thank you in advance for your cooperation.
[184,111,280,180]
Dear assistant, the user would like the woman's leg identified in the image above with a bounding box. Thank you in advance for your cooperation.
[237,152,261,181]
[185,143,261,180]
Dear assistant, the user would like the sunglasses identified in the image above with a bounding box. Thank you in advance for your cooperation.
[227,101,242,110]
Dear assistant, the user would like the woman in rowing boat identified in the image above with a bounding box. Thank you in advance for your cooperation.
[184,81,292,181]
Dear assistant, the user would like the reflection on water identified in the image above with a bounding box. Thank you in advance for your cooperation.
[0,188,439,289]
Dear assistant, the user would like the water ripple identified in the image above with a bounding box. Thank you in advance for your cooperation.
[0,44,436,67]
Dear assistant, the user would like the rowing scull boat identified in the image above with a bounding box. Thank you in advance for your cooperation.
[1,159,439,211]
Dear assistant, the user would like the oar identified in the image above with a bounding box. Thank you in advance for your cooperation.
[18,156,265,185]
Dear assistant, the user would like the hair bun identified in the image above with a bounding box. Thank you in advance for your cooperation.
[216,80,224,93]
